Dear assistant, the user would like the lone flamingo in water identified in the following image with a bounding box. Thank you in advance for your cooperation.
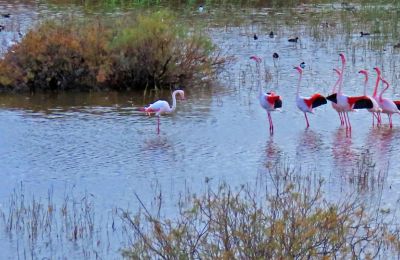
[378,77,400,128]
[294,66,327,128]
[140,90,185,134]
[358,69,381,126]
[326,53,372,130]
[250,56,282,134]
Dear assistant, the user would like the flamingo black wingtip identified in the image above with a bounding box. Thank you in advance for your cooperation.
[312,96,327,108]
[353,98,373,109]
[326,93,337,104]
[274,99,282,109]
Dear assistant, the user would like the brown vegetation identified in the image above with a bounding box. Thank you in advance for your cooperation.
[0,11,227,92]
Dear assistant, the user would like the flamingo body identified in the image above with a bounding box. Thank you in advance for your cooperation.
[378,78,399,128]
[263,92,282,110]
[326,93,373,110]
[379,98,399,114]
[294,66,327,127]
[296,94,326,113]
[144,100,170,114]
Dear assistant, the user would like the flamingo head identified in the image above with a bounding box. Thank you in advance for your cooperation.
[294,66,302,74]
[358,70,368,81]
[174,89,185,100]
[373,67,381,76]
[250,55,262,63]
[339,53,346,64]
[333,68,341,76]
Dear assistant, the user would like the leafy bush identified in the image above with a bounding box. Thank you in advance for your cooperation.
[0,11,226,92]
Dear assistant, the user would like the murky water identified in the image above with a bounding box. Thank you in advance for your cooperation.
[1,1,400,258]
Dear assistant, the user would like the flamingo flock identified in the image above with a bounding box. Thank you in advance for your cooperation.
[140,53,400,135]
[249,53,400,135]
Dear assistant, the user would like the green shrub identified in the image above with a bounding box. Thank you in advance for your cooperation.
[0,11,226,92]
[106,11,219,90]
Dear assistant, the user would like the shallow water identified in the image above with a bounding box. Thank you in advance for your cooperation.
[1,1,400,258]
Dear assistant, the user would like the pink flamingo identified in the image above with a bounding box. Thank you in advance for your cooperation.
[140,90,185,134]
[250,55,282,134]
[294,66,327,128]
[358,69,381,126]
[378,77,400,128]
[326,53,372,130]
[332,68,344,125]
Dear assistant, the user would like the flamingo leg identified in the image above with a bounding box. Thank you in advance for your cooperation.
[346,112,352,130]
[268,112,274,134]
[389,114,393,128]
[372,113,375,127]
[304,112,310,128]
[340,112,344,125]
[157,116,160,134]
[338,112,343,125]
[343,112,348,128]
[377,112,381,126]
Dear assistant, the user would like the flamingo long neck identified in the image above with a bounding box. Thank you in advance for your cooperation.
[170,91,179,112]
[363,76,368,96]
[338,58,345,95]
[379,80,389,100]
[332,74,341,93]
[258,77,263,97]
[373,70,381,97]
[296,71,302,97]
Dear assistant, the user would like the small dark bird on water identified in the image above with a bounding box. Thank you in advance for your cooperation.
[0,25,5,32]
[273,52,279,59]
[300,62,306,69]
[269,31,274,38]
[253,33,258,40]
[288,37,299,43]
[360,31,370,37]
[394,42,400,49]
[1,14,10,18]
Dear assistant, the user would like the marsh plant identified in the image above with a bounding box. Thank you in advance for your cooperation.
[0,11,227,92]
[0,185,107,259]
[120,163,400,259]
[1,159,400,259]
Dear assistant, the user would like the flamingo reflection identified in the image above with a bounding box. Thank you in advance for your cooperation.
[295,129,323,163]
[332,128,358,172]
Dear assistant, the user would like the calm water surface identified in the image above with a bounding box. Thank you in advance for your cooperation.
[1,1,400,258]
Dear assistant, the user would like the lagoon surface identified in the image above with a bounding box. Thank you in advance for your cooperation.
[1,1,400,258]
